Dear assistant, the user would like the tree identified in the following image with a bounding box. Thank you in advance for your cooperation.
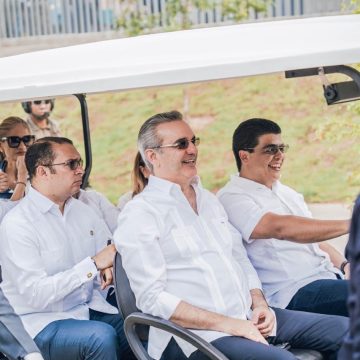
[117,0,270,36]
[116,0,270,118]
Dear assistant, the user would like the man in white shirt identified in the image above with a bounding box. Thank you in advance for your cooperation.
[0,137,133,360]
[218,118,350,317]
[115,111,348,360]
[0,200,17,224]
[0,287,44,360]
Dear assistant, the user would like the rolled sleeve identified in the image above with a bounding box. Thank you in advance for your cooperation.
[219,192,268,242]
[156,292,182,320]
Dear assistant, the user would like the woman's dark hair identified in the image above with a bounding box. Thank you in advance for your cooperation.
[132,151,149,197]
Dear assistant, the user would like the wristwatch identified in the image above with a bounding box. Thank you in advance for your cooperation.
[340,260,349,275]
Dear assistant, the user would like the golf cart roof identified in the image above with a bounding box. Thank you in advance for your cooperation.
[0,14,359,103]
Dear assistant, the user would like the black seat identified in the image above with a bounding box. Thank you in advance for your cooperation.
[113,252,322,360]
[113,252,228,360]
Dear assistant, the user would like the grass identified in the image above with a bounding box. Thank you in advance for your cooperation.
[1,72,360,204]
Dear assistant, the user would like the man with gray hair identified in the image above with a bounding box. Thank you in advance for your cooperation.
[115,110,348,360]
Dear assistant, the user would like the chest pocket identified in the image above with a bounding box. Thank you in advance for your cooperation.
[170,226,196,259]
[211,217,233,250]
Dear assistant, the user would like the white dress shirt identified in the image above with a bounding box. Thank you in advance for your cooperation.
[218,175,340,308]
[0,200,18,223]
[114,175,263,359]
[78,189,120,233]
[0,187,117,338]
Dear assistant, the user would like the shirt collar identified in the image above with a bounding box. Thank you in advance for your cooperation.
[147,175,200,195]
[27,186,74,214]
[27,116,51,130]
[230,174,280,194]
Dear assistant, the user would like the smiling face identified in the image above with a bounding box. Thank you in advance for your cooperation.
[0,124,32,163]
[145,120,198,188]
[239,133,285,188]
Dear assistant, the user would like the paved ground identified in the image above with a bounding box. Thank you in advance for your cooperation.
[308,203,352,255]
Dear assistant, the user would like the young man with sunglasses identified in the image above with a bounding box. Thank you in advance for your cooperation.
[218,118,350,317]
[115,111,348,360]
[22,99,61,140]
[0,137,133,360]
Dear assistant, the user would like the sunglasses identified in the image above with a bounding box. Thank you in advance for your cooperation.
[43,158,84,171]
[152,136,200,150]
[32,100,52,105]
[244,144,289,155]
[1,135,35,148]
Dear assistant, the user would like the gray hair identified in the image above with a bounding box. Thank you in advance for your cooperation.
[137,110,183,171]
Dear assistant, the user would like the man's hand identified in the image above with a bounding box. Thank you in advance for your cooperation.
[220,317,268,345]
[0,171,10,192]
[344,262,350,280]
[251,305,275,337]
[92,244,116,270]
[100,267,113,289]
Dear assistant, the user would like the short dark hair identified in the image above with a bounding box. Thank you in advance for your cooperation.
[232,118,281,171]
[25,137,73,181]
[138,110,183,171]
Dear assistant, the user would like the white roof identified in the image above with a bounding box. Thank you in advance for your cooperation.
[0,14,359,102]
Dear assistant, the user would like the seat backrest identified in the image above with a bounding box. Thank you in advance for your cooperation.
[113,251,149,341]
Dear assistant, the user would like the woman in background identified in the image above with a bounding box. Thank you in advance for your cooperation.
[0,117,34,200]
[117,152,150,210]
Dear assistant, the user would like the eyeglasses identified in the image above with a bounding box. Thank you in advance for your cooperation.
[1,135,35,148]
[152,137,200,150]
[243,144,289,155]
[32,100,52,105]
[43,158,84,171]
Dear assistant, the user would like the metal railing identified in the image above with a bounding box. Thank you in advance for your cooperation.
[0,0,344,39]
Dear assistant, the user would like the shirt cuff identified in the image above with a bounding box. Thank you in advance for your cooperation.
[24,353,45,360]
[242,208,268,242]
[155,292,182,320]
[73,256,98,283]
[248,277,263,291]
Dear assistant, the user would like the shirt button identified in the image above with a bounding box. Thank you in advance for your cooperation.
[87,272,93,278]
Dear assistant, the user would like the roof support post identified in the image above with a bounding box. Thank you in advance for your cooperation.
[285,65,360,105]
[74,93,92,189]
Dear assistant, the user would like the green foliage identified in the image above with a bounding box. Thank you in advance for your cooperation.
[117,0,270,36]
[222,0,269,21]
[342,0,360,13]
[2,73,359,204]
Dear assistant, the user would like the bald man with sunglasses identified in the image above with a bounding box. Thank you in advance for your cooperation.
[0,137,133,360]
[218,118,350,317]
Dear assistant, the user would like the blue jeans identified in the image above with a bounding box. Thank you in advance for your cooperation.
[161,308,348,360]
[286,279,349,316]
[34,310,135,360]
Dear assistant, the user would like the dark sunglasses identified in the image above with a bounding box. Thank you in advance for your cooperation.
[32,100,52,105]
[152,136,200,150]
[43,158,84,171]
[244,144,289,155]
[1,135,35,148]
